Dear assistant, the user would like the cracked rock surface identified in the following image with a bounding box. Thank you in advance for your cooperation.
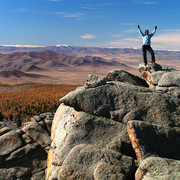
[47,69,180,180]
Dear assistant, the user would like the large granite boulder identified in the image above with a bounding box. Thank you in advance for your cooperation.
[138,62,162,73]
[0,112,54,180]
[127,120,180,163]
[135,157,180,180]
[150,71,166,85]
[47,104,136,179]
[106,69,148,87]
[128,120,180,179]
[59,144,135,180]
[157,71,180,97]
[60,81,180,127]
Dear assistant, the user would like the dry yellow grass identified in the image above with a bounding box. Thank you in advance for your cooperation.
[0,83,79,125]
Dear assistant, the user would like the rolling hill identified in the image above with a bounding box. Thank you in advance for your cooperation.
[0,50,134,85]
[0,69,46,78]
[0,45,179,85]
[0,50,130,71]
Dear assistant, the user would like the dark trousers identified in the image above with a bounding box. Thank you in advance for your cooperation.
[142,45,155,65]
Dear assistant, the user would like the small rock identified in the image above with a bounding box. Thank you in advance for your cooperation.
[40,113,46,119]
[22,122,51,149]
[162,66,177,72]
[32,116,42,122]
[31,170,45,180]
[0,167,31,180]
[84,74,107,88]
[0,130,23,156]
[0,127,11,136]
[44,119,53,133]
[22,133,33,144]
[6,143,39,161]
[138,62,162,73]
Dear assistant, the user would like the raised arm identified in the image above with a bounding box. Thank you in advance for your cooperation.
[138,25,144,37]
[150,26,157,37]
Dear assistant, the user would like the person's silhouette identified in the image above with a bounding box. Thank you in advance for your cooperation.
[138,25,157,65]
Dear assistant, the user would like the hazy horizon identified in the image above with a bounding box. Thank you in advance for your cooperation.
[0,44,180,52]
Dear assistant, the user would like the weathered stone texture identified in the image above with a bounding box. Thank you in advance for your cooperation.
[0,130,23,156]
[60,81,180,127]
[47,69,180,179]
[0,112,54,180]
[135,157,180,180]
[127,120,180,163]
[47,104,136,179]
[106,69,148,87]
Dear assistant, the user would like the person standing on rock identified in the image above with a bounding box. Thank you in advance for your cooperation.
[138,25,157,66]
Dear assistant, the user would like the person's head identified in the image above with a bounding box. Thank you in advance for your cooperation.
[145,29,149,35]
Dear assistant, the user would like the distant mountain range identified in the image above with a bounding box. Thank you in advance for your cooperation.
[0,45,179,84]
[0,45,180,56]
[0,50,130,72]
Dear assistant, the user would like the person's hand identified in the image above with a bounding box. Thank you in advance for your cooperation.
[155,26,157,29]
[138,25,140,29]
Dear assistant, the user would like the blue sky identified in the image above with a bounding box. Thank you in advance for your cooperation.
[0,0,180,50]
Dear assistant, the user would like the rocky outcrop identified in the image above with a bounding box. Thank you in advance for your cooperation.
[60,80,179,127]
[0,112,54,180]
[139,62,180,97]
[47,104,136,179]
[1,67,178,179]
[47,69,180,179]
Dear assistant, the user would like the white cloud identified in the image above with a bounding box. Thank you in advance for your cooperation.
[163,29,180,32]
[112,34,122,38]
[153,33,180,43]
[63,13,84,18]
[80,34,96,39]
[82,3,122,10]
[81,4,98,10]
[134,0,159,4]
[105,33,180,50]
[125,29,137,33]
[123,38,141,42]
[95,37,142,48]
[12,9,27,13]
[97,3,120,7]
[54,11,85,18]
